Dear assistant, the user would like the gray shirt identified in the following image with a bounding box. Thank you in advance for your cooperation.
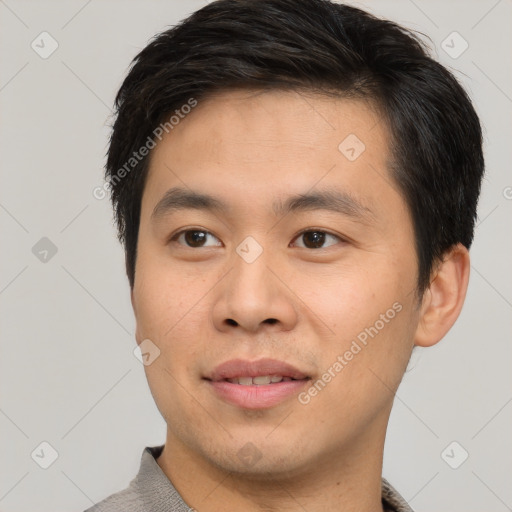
[84,445,414,512]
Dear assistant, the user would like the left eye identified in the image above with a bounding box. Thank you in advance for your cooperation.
[291,230,341,249]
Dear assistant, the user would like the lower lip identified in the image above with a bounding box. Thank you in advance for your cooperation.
[206,379,310,409]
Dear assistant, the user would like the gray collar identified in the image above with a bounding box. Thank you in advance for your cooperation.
[137,445,192,512]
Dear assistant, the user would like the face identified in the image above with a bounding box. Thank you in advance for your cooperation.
[132,89,422,479]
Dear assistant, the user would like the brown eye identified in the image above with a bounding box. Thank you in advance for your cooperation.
[171,230,222,248]
[293,230,341,249]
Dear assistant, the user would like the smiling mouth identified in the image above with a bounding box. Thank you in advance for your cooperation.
[222,375,309,385]
[203,357,312,409]
[205,375,312,409]
[206,357,311,382]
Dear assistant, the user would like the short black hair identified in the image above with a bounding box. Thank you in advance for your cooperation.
[105,0,484,293]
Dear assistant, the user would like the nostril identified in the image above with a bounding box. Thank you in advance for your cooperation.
[225,319,238,326]
[265,318,278,325]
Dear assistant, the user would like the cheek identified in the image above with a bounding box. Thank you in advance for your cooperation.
[294,263,417,392]
[133,267,208,414]
[133,252,202,340]
[290,259,404,335]
[133,272,214,394]
[303,303,416,434]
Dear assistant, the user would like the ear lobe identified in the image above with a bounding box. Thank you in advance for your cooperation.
[414,243,470,348]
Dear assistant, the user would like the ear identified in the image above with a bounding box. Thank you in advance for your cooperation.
[414,243,470,347]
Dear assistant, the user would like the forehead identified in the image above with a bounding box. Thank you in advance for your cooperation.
[152,88,388,161]
[142,89,400,221]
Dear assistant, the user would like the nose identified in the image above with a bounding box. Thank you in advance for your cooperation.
[212,250,298,334]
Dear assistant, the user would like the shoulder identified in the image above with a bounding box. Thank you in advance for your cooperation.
[81,445,192,512]
[83,474,144,512]
[382,478,414,512]
[82,446,163,512]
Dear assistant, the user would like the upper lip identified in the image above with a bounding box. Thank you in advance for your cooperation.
[206,358,310,381]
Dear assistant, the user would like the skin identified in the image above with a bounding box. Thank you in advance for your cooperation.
[130,89,470,512]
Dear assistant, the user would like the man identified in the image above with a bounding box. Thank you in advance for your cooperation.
[86,0,484,510]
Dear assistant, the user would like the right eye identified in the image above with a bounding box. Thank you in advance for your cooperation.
[169,229,222,248]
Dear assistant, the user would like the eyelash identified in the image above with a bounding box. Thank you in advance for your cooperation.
[168,228,345,250]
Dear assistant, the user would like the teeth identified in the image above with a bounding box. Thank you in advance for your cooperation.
[226,375,287,385]
[253,376,271,385]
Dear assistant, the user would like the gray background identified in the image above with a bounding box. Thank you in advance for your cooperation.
[0,1,511,511]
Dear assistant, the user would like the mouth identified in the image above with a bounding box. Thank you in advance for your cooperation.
[203,358,312,409]
[205,357,310,382]
[222,375,307,385]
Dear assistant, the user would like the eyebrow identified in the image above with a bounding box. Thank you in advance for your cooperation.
[151,186,375,223]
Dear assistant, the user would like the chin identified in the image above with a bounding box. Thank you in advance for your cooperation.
[194,430,321,479]
[214,449,307,481]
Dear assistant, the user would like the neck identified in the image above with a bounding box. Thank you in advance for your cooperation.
[156,420,387,512]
